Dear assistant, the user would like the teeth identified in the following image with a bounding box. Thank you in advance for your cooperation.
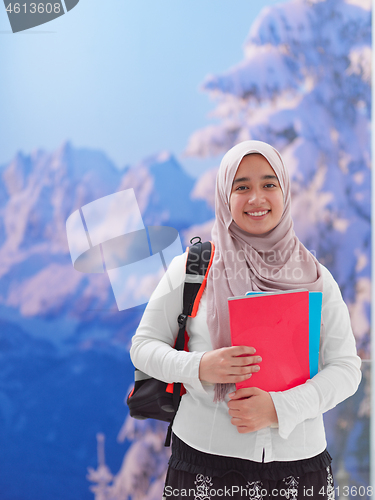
[247,210,269,216]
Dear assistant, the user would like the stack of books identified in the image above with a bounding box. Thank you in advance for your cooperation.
[228,290,322,392]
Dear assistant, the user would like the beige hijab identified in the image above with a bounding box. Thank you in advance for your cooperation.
[206,140,323,400]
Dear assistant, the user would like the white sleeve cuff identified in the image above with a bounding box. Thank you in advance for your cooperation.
[179,350,208,396]
[270,381,321,439]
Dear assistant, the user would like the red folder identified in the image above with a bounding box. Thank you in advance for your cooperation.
[228,291,310,392]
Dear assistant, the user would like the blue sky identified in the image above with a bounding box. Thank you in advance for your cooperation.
[0,0,284,176]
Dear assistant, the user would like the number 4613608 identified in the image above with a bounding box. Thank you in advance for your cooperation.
[6,3,62,14]
[319,485,373,497]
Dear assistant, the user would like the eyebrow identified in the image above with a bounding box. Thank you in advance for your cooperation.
[232,174,278,184]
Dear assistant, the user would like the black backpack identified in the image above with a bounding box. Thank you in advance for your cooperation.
[127,238,214,446]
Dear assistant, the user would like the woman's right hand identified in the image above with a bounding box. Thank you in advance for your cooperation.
[199,346,261,384]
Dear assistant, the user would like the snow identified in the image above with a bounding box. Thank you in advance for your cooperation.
[191,167,218,209]
[185,0,370,313]
[0,0,369,496]
[6,263,83,316]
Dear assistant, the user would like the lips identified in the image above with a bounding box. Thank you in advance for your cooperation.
[245,210,270,217]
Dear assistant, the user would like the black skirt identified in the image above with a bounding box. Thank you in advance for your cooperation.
[163,434,335,499]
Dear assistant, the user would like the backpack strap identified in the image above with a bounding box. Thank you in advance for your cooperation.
[165,238,215,446]
[184,240,215,318]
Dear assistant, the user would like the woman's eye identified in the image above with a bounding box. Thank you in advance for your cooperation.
[264,183,276,188]
[235,185,248,191]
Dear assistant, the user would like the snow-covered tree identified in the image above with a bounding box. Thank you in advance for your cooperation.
[87,421,170,500]
[87,434,114,500]
[110,418,170,500]
[187,0,371,350]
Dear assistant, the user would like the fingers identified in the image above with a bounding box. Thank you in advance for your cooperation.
[222,365,260,384]
[227,389,278,433]
[228,346,257,356]
[225,361,261,384]
[228,387,262,400]
[199,346,262,384]
[218,371,253,384]
[219,348,262,383]
[229,414,257,433]
[227,374,252,384]
[231,355,262,368]
[226,365,260,380]
[225,346,262,370]
[229,362,260,375]
[231,356,262,371]
[232,423,253,434]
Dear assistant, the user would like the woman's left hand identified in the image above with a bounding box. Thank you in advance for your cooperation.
[227,387,278,433]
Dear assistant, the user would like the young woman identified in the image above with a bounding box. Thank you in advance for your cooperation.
[130,141,361,499]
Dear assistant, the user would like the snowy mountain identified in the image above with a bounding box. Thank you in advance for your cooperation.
[119,151,213,230]
[0,142,214,500]
[0,144,214,334]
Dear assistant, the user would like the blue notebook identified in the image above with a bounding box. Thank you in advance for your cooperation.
[308,292,322,378]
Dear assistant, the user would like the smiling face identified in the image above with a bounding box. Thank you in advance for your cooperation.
[229,153,284,235]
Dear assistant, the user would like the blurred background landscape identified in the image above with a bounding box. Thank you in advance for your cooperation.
[0,0,371,498]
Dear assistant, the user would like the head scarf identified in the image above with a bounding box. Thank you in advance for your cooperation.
[206,140,323,400]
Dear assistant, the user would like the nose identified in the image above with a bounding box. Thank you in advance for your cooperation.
[247,187,265,205]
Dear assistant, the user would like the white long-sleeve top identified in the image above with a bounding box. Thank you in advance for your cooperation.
[130,253,362,463]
